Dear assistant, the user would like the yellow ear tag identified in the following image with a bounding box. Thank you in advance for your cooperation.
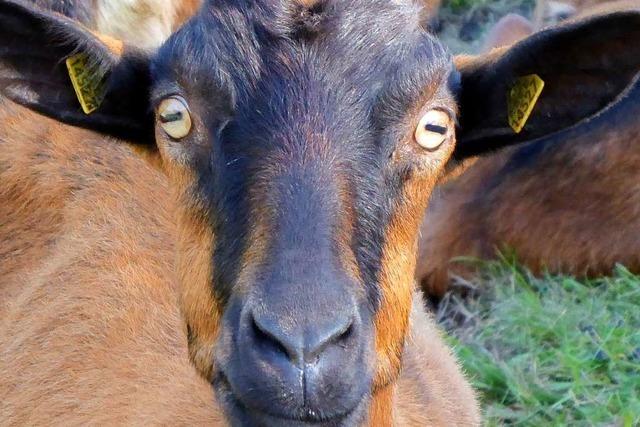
[66,53,106,115]
[507,74,545,133]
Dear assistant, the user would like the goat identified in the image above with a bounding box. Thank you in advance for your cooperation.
[417,10,640,298]
[2,0,638,424]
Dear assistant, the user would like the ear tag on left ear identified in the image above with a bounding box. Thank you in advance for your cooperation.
[66,53,107,115]
[507,74,545,133]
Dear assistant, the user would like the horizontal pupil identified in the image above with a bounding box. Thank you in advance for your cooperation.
[424,123,447,134]
[160,111,183,123]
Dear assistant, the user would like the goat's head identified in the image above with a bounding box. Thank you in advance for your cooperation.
[2,0,639,424]
[148,2,453,421]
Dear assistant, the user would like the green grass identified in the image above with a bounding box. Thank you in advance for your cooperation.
[437,258,640,426]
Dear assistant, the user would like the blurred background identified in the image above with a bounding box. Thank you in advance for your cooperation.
[436,0,536,52]
[418,1,640,425]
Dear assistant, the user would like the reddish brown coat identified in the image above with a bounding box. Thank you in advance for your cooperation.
[0,102,479,425]
[417,9,640,297]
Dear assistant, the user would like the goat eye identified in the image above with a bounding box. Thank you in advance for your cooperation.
[158,96,192,139]
[414,109,451,151]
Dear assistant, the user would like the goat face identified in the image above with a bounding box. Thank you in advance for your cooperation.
[3,0,640,424]
[150,2,456,423]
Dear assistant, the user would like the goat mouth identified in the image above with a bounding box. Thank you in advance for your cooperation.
[212,369,367,426]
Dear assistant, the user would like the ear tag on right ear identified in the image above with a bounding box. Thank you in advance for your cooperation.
[507,74,545,133]
[66,53,107,115]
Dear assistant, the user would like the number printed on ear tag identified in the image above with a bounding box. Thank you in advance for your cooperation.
[507,74,545,133]
[66,53,106,115]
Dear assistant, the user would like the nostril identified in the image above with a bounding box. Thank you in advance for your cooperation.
[306,316,356,361]
[336,322,354,348]
[246,309,359,366]
[249,312,291,360]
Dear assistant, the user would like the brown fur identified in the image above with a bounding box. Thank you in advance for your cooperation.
[0,2,479,423]
[175,0,203,27]
[91,31,125,56]
[0,101,479,425]
[364,82,460,423]
[368,297,481,426]
[0,101,224,425]
[393,296,479,426]
[419,88,640,296]
[374,144,454,390]
[416,9,640,298]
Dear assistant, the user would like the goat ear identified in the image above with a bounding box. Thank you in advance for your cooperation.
[0,1,154,144]
[452,11,640,162]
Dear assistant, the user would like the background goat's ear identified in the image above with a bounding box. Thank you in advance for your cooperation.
[452,11,640,161]
[0,0,153,143]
